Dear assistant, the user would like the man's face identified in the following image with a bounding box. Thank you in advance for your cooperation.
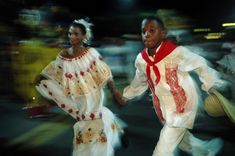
[141,19,166,50]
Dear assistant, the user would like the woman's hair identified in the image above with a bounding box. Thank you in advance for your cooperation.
[71,18,94,44]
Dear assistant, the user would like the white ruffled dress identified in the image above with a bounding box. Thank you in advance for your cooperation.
[36,47,124,156]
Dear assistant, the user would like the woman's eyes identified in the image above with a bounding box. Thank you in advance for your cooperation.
[68,32,79,36]
[149,29,155,33]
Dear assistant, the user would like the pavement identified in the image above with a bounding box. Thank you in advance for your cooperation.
[0,89,235,156]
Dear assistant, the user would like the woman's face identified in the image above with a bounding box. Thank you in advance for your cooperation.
[141,19,166,50]
[68,26,86,46]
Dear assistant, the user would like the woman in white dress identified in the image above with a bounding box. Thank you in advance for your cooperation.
[35,18,126,156]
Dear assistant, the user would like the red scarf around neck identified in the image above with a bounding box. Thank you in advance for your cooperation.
[141,40,177,122]
[141,40,177,85]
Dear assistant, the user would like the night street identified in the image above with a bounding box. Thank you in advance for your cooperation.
[0,0,235,156]
[1,90,235,156]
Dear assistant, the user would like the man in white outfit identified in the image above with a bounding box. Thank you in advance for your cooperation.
[121,16,225,156]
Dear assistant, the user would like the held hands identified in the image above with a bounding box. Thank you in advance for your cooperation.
[112,90,127,107]
[107,80,127,107]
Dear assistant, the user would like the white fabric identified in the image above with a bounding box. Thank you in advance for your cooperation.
[123,45,225,129]
[179,131,223,156]
[153,125,223,156]
[123,45,225,156]
[217,52,235,73]
[153,125,186,156]
[36,47,124,156]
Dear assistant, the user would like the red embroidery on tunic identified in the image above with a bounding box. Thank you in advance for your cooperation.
[165,66,186,113]
[141,41,177,122]
[148,80,165,122]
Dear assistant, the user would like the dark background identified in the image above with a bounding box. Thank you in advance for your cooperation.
[1,0,235,37]
[0,1,235,156]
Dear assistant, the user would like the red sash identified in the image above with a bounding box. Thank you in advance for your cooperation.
[141,40,176,122]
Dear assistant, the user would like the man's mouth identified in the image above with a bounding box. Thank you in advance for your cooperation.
[144,40,151,44]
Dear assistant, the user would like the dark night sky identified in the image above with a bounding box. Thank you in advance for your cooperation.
[1,0,233,20]
[1,0,234,22]
[55,0,234,22]
[55,0,235,36]
[1,0,234,37]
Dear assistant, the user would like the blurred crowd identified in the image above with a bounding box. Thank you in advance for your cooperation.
[0,2,234,118]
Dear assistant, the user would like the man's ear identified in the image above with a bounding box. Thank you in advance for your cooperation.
[161,29,167,38]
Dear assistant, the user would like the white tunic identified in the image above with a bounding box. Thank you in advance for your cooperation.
[123,45,224,129]
[36,47,124,156]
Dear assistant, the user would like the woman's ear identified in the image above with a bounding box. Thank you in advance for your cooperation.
[82,35,87,44]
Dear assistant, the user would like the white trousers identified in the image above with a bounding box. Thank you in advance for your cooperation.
[152,124,223,156]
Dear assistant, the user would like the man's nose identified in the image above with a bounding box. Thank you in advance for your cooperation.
[144,31,150,37]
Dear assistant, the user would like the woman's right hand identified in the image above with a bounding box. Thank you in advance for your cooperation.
[33,74,47,86]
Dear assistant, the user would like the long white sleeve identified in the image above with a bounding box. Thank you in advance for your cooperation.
[123,54,148,99]
[178,46,225,92]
